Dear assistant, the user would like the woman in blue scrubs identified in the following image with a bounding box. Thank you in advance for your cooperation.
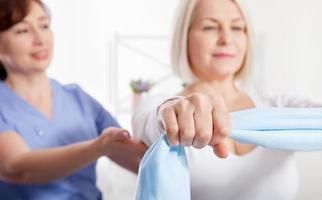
[0,0,147,199]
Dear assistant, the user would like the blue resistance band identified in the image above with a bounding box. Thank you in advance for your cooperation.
[135,108,322,200]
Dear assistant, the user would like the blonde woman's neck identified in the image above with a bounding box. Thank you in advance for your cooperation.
[181,78,238,98]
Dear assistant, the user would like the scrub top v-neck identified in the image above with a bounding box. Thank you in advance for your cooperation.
[0,79,120,200]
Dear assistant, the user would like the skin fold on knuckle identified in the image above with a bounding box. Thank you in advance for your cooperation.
[165,125,179,137]
[212,112,230,137]
[180,130,194,146]
[161,107,174,119]
[174,99,193,114]
[194,130,211,146]
[188,93,204,109]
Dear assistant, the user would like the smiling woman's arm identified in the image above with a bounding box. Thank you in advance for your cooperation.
[0,127,132,184]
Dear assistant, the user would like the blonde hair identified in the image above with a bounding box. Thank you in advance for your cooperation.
[171,0,254,85]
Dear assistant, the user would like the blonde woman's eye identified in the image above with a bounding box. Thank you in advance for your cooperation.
[203,26,218,31]
[232,26,244,31]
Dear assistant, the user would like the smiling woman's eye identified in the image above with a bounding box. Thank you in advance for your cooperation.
[40,19,51,30]
[15,29,29,34]
[41,24,50,29]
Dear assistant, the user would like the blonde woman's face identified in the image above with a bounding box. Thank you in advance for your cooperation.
[188,0,247,81]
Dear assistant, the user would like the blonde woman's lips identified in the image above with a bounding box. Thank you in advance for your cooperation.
[212,53,234,59]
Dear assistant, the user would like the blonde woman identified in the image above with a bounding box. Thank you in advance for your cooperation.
[132,0,321,199]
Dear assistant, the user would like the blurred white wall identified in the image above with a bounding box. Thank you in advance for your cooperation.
[44,0,178,113]
[245,1,322,199]
[44,0,322,199]
[246,0,322,98]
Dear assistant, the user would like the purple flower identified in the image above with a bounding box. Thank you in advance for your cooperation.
[130,79,153,94]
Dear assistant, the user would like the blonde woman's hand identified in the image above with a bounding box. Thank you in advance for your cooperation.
[158,93,230,158]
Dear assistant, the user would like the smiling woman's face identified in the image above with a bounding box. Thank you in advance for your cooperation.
[188,0,248,82]
[0,1,53,77]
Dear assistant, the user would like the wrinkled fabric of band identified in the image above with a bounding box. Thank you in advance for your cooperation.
[135,108,322,200]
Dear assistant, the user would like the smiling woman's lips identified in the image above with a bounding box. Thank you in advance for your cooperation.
[31,50,49,60]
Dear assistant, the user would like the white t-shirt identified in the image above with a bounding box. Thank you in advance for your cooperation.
[132,92,322,200]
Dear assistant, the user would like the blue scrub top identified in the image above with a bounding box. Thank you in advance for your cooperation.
[0,79,120,200]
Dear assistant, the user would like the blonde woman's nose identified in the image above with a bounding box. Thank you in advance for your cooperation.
[217,28,232,46]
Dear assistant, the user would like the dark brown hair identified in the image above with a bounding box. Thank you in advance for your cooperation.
[0,0,46,80]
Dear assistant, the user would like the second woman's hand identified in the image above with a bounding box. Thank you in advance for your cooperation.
[96,127,147,173]
[97,127,146,157]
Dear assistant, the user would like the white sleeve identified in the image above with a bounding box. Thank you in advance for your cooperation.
[131,95,170,146]
[258,93,322,107]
